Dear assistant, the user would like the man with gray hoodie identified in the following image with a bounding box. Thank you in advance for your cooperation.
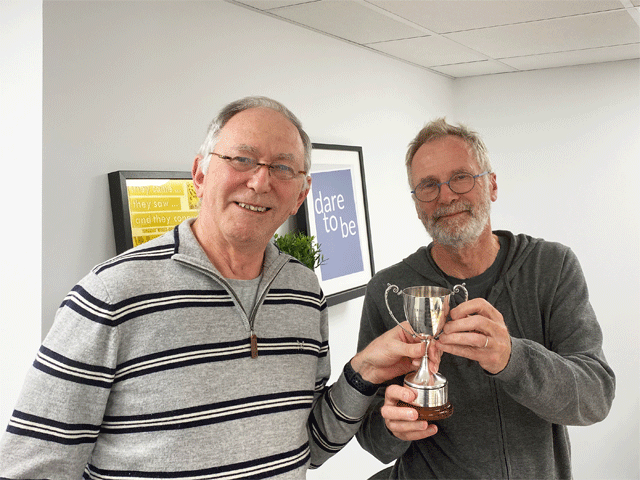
[356,118,615,479]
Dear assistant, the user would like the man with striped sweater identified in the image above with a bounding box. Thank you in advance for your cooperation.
[0,96,424,478]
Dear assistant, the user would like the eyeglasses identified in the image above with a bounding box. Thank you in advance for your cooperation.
[411,171,491,202]
[211,152,307,181]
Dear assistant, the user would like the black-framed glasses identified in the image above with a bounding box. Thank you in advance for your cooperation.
[411,171,491,202]
[211,152,307,181]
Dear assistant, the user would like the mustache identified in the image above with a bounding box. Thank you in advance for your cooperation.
[432,202,473,221]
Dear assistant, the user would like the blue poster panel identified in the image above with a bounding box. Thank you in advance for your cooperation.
[310,168,364,281]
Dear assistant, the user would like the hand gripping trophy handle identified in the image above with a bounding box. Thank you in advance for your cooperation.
[384,283,468,422]
[435,284,468,340]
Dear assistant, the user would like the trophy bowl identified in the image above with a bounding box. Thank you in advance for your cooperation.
[385,284,468,421]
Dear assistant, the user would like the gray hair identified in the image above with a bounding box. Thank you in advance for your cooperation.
[405,117,492,187]
[197,96,312,178]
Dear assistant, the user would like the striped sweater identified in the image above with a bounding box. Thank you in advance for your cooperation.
[0,220,374,479]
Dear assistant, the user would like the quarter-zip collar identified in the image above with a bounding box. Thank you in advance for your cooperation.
[170,219,292,357]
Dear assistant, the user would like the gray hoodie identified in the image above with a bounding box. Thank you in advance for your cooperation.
[356,231,615,479]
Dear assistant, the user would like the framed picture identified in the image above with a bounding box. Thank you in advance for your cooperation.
[108,171,199,254]
[296,144,375,306]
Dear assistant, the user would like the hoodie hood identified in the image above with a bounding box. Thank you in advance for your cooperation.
[401,231,542,289]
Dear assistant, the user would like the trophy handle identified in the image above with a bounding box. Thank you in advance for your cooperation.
[434,283,468,340]
[452,283,468,303]
[385,283,417,339]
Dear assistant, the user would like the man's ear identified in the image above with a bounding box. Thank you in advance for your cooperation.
[291,176,311,215]
[192,155,206,198]
[489,172,498,202]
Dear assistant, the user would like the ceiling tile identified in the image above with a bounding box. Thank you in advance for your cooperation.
[230,0,640,78]
[367,0,624,33]
[268,0,427,44]
[446,10,640,58]
[501,44,640,70]
[234,0,318,10]
[369,35,488,67]
[431,60,517,78]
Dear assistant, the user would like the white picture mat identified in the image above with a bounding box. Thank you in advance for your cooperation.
[306,146,373,298]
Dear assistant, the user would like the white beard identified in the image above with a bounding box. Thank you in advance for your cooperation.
[419,185,491,248]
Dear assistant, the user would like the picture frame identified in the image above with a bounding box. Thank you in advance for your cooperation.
[296,143,375,306]
[108,171,199,254]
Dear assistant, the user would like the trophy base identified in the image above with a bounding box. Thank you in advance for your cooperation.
[397,400,453,421]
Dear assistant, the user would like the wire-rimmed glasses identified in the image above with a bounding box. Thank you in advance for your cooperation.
[211,152,307,181]
[411,171,491,202]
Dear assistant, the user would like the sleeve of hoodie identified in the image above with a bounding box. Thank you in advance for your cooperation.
[495,243,615,426]
[353,277,413,464]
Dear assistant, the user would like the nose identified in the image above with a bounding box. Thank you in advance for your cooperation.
[437,181,460,203]
[246,164,272,193]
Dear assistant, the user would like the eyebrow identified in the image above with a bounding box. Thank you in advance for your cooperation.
[234,144,297,164]
[416,168,472,185]
[234,144,260,156]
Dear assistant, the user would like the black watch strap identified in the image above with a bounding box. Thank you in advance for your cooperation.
[343,361,379,396]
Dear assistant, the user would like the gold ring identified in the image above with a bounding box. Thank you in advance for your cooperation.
[484,336,489,348]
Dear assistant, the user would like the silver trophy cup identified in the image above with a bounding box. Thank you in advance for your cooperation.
[385,284,468,420]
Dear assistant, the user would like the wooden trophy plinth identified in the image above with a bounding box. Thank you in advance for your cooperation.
[397,400,453,421]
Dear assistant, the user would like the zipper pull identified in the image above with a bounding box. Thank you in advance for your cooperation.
[250,331,258,359]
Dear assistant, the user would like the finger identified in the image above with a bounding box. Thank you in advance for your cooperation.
[427,339,441,357]
[388,328,426,359]
[427,341,441,373]
[438,330,499,364]
[428,357,440,374]
[382,412,438,441]
[384,384,416,405]
[410,354,438,373]
[396,321,423,344]
[451,299,502,324]
[382,404,420,422]
[367,323,425,360]
[384,386,423,418]
[382,385,439,440]
[440,315,497,344]
[397,426,438,441]
[438,329,488,349]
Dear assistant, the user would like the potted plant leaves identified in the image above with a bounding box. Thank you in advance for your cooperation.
[273,231,326,270]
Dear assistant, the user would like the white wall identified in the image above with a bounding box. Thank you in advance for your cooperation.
[0,0,42,435]
[2,1,637,479]
[40,0,452,338]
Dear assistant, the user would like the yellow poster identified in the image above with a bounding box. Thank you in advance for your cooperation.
[126,179,199,247]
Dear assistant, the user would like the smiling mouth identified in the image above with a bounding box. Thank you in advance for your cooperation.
[443,211,465,218]
[237,202,270,213]
[435,210,469,222]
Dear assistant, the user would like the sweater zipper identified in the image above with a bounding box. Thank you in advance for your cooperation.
[247,259,288,359]
[176,255,289,360]
[491,377,512,478]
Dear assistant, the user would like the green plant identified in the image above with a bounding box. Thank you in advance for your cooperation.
[273,231,326,270]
